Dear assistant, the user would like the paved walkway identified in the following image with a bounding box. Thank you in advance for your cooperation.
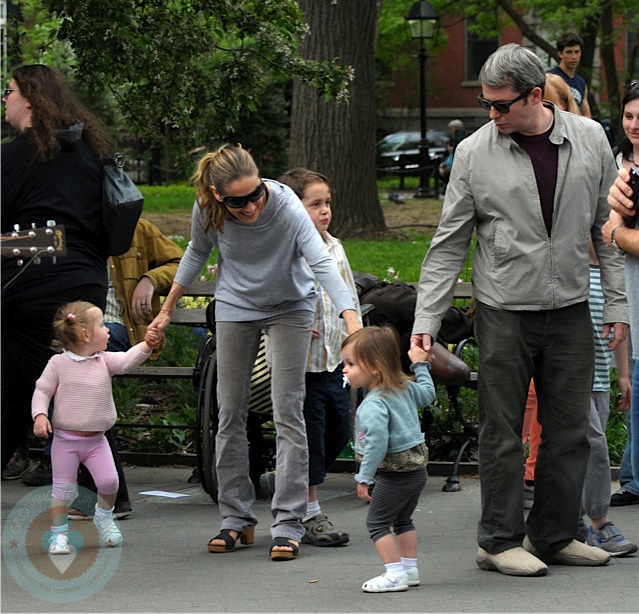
[2,465,638,613]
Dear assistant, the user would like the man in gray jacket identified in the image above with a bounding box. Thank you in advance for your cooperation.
[411,44,628,577]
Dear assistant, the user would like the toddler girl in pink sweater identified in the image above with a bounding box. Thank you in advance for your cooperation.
[32,300,161,554]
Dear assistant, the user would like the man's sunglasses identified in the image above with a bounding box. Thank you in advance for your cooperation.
[221,180,266,208]
[477,90,531,114]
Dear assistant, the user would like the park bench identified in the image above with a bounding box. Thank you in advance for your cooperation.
[113,278,478,497]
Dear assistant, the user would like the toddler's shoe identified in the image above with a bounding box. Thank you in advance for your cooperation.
[362,571,408,593]
[93,510,123,547]
[405,567,420,586]
[48,525,70,555]
[586,522,638,557]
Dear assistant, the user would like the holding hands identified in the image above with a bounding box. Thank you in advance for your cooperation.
[144,328,164,351]
[408,345,432,365]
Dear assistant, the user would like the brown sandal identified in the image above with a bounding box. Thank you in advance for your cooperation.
[269,537,299,561]
[208,526,255,553]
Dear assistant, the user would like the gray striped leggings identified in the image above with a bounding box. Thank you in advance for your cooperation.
[366,468,428,542]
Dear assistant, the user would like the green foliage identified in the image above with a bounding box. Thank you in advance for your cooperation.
[113,325,206,454]
[139,184,197,214]
[343,237,431,282]
[5,0,74,77]
[40,0,353,143]
[608,369,630,466]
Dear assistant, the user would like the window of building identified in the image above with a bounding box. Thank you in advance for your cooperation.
[465,19,498,83]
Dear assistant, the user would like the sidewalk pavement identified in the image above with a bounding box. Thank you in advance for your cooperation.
[2,465,638,613]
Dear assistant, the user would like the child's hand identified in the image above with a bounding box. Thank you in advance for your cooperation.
[357,482,373,502]
[33,414,52,438]
[408,345,430,364]
[144,329,164,349]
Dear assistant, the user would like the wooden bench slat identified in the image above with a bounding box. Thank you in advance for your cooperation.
[170,309,208,326]
[452,281,472,299]
[120,366,195,378]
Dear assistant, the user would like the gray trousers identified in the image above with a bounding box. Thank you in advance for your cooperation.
[582,391,612,521]
[475,301,593,555]
[215,311,313,541]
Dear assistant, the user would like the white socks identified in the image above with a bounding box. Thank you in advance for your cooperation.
[303,500,321,523]
[384,561,405,581]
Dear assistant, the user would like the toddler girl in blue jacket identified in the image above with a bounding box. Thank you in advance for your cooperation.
[342,326,435,592]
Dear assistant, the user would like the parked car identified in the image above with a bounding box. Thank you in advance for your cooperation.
[377,130,449,175]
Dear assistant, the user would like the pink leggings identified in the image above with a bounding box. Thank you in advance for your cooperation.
[51,429,118,502]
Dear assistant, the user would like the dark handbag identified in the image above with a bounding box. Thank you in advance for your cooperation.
[103,153,144,256]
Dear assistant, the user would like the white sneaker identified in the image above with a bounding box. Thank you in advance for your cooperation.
[362,572,409,593]
[93,514,123,547]
[48,532,70,555]
[405,567,420,586]
[476,547,547,576]
[523,536,610,566]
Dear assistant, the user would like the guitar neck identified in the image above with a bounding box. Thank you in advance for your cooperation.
[1,225,67,258]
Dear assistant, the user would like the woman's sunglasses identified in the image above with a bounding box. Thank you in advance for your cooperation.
[221,180,266,208]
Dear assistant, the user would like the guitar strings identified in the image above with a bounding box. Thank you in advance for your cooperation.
[2,249,53,291]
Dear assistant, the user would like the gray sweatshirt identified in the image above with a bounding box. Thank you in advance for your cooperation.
[175,180,358,321]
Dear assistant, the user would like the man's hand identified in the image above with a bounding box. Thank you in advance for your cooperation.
[410,333,433,352]
[131,276,155,320]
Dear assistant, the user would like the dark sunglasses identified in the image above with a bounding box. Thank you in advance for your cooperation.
[3,86,18,98]
[477,90,530,114]
[625,80,639,93]
[220,180,266,208]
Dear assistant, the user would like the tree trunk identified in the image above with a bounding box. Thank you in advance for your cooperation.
[289,0,388,239]
[600,0,621,133]
[579,12,602,119]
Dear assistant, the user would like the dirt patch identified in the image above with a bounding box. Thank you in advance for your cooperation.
[143,195,443,240]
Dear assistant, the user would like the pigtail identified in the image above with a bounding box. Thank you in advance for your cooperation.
[51,301,96,352]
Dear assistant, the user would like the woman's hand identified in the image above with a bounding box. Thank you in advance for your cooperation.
[608,168,636,218]
[147,310,172,338]
[602,210,626,247]
[342,309,362,336]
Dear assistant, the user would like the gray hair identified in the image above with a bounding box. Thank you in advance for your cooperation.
[479,43,546,96]
[448,119,464,131]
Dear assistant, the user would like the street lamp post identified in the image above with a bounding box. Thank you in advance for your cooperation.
[406,1,440,199]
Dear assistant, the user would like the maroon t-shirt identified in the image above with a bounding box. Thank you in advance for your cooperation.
[512,123,558,236]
